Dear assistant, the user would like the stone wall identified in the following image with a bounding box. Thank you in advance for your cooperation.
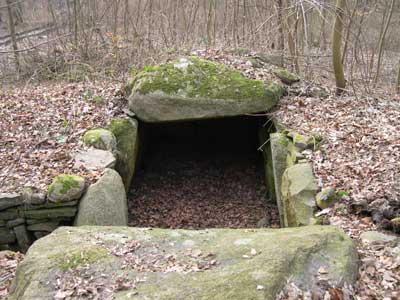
[261,128,338,227]
[0,116,140,252]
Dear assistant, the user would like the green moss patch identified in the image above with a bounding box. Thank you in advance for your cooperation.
[273,68,300,85]
[129,57,273,100]
[52,247,109,271]
[83,128,116,150]
[48,175,82,195]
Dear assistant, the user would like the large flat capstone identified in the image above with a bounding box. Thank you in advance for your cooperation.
[10,226,358,300]
[127,57,285,122]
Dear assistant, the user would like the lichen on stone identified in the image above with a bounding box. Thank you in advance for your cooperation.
[51,247,109,271]
[82,128,117,151]
[47,174,85,203]
[273,68,300,85]
[129,57,276,101]
[109,118,139,191]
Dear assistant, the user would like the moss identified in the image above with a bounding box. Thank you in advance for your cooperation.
[273,68,300,84]
[83,128,115,150]
[48,175,83,196]
[109,118,139,190]
[130,57,275,101]
[51,247,109,271]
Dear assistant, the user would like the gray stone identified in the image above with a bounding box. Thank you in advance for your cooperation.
[109,118,139,191]
[0,193,22,210]
[0,228,16,244]
[14,225,31,253]
[9,226,358,300]
[47,174,85,203]
[281,163,318,227]
[73,149,116,171]
[269,133,290,226]
[22,189,46,205]
[273,68,300,85]
[24,200,78,210]
[316,187,338,209]
[24,207,77,219]
[75,169,128,226]
[6,218,25,228]
[26,217,70,225]
[0,209,19,220]
[128,57,284,123]
[27,222,59,232]
[83,128,117,151]
[360,231,398,244]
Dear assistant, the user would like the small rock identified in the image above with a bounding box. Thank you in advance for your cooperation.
[360,231,398,244]
[22,188,46,205]
[273,68,300,85]
[14,225,31,253]
[0,193,22,210]
[83,128,117,151]
[6,218,25,228]
[0,209,19,221]
[47,174,85,203]
[316,187,338,210]
[73,149,116,171]
[0,228,16,244]
[24,207,77,219]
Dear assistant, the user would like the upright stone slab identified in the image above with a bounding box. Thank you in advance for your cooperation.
[127,57,285,123]
[109,118,139,191]
[281,163,318,227]
[9,226,358,300]
[74,169,128,226]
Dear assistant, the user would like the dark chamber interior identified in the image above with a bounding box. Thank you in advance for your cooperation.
[128,116,279,229]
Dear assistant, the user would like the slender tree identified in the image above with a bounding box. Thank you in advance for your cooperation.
[332,0,346,95]
[5,0,20,73]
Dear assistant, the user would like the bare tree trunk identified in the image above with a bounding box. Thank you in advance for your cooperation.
[373,0,395,85]
[73,0,78,47]
[342,0,359,65]
[397,58,400,93]
[332,0,346,95]
[5,0,20,73]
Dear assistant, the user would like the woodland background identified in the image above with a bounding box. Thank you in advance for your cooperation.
[0,0,400,93]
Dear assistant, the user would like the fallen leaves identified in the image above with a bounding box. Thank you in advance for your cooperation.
[0,251,24,299]
[0,81,125,193]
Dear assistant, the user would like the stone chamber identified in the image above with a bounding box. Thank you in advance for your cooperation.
[128,116,280,229]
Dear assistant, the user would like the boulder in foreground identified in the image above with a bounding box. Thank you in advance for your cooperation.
[9,226,358,300]
[127,57,285,122]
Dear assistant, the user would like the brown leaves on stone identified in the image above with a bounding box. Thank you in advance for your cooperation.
[109,239,218,274]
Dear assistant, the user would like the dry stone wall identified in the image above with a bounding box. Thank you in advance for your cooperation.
[0,117,139,252]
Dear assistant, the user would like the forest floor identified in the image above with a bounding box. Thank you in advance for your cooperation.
[0,51,399,299]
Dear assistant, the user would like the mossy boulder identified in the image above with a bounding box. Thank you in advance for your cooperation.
[273,68,300,85]
[127,57,285,122]
[109,118,139,191]
[281,163,318,227]
[9,226,358,300]
[74,169,128,226]
[83,128,117,151]
[316,187,338,209]
[47,175,85,203]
